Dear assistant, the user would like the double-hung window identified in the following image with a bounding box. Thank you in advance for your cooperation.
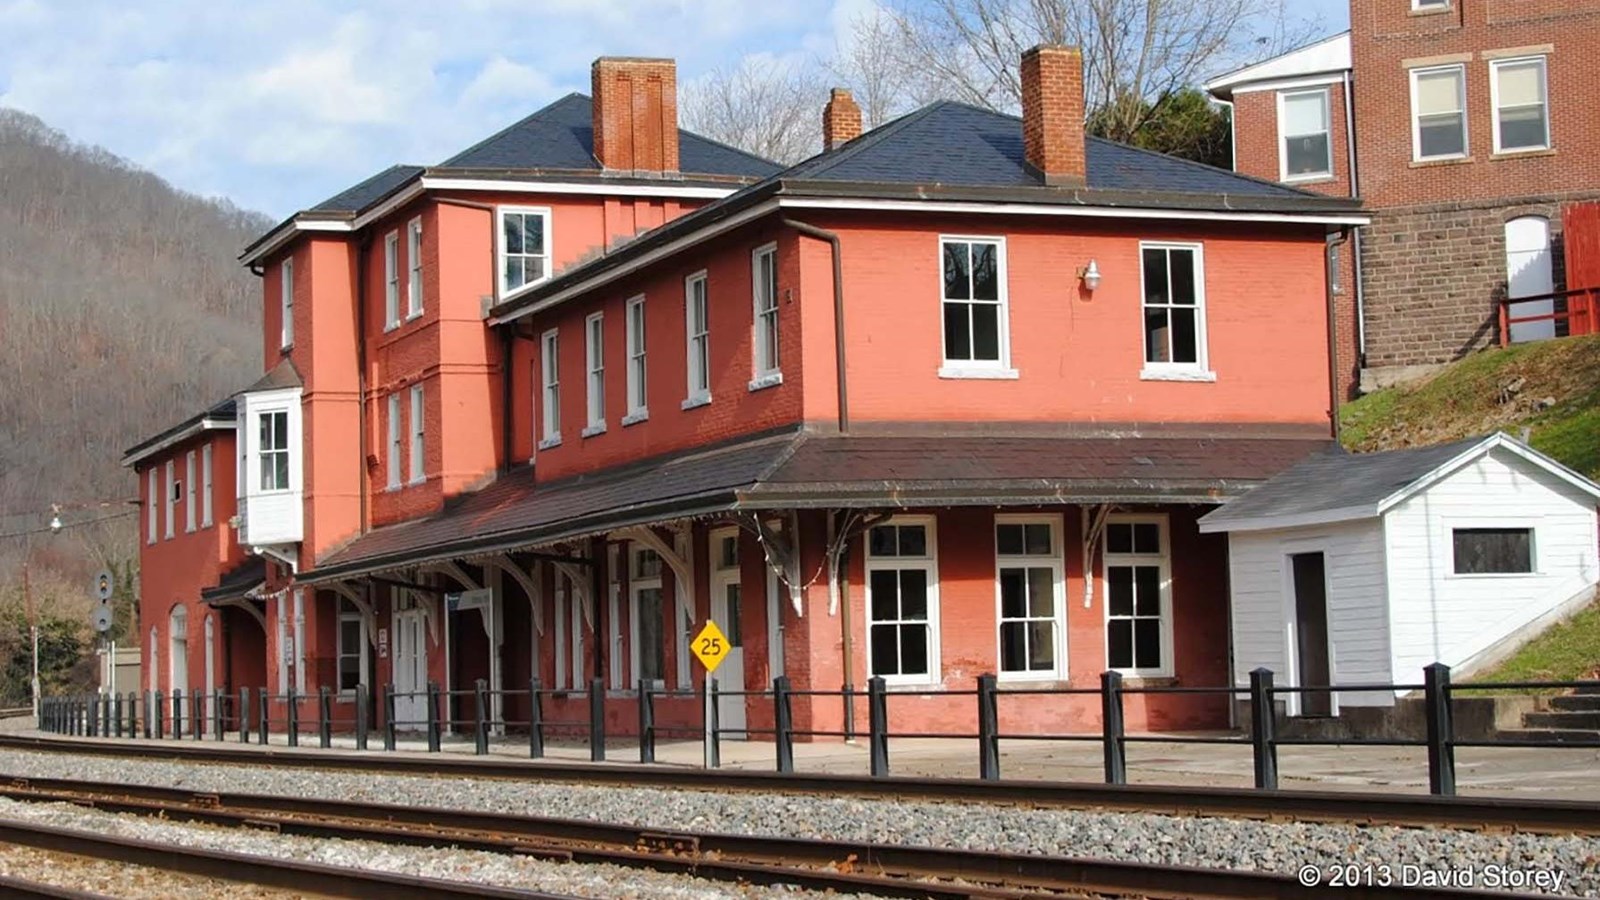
[1279,88,1332,181]
[1103,517,1171,676]
[386,394,402,489]
[409,385,425,483]
[751,245,781,387]
[280,258,294,348]
[996,517,1064,679]
[1411,65,1468,161]
[630,546,666,686]
[1140,243,1209,377]
[865,519,939,683]
[259,411,289,492]
[684,272,711,407]
[498,207,551,297]
[939,237,1011,376]
[540,329,561,447]
[164,461,176,539]
[624,296,648,422]
[184,451,197,532]
[201,445,213,527]
[146,469,158,544]
[1491,57,1549,153]
[406,217,423,318]
[384,231,400,329]
[584,313,605,435]
[336,599,368,695]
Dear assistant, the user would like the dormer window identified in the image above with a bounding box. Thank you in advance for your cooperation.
[498,207,552,297]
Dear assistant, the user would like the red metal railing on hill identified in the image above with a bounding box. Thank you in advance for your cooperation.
[1497,286,1600,347]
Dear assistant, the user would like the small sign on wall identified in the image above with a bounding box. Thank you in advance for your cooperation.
[378,627,389,659]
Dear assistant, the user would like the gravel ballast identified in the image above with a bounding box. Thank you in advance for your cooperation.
[0,748,1594,896]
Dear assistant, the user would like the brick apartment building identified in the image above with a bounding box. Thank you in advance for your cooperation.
[124,48,1365,741]
[1208,0,1600,393]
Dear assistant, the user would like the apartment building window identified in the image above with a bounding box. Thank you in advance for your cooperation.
[280,258,294,348]
[498,207,551,296]
[146,469,157,544]
[1140,243,1209,376]
[406,217,423,318]
[1491,58,1549,153]
[386,394,402,489]
[995,517,1064,679]
[337,599,369,694]
[1103,517,1171,677]
[865,519,939,684]
[540,329,561,447]
[631,546,666,687]
[259,410,290,492]
[164,461,176,539]
[939,236,1011,376]
[384,231,400,329]
[751,244,781,387]
[201,444,213,527]
[684,272,710,407]
[409,385,425,484]
[1411,65,1467,161]
[1279,88,1332,180]
[184,451,197,532]
[624,296,648,422]
[584,312,606,435]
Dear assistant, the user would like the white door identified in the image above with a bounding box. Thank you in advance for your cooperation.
[1507,216,1555,343]
[392,609,428,729]
[708,530,746,738]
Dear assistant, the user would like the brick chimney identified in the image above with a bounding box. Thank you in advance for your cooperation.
[1019,45,1086,187]
[822,88,862,150]
[591,57,679,174]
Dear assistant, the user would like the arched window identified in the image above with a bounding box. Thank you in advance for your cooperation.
[168,606,189,695]
[1505,216,1554,343]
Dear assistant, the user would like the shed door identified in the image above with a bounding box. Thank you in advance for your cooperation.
[1290,552,1333,717]
[1506,216,1555,343]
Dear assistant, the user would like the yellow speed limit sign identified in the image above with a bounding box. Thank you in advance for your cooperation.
[691,620,730,673]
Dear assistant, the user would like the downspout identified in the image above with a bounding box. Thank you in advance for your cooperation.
[1342,70,1367,364]
[779,219,848,434]
[1326,231,1345,444]
[355,234,372,533]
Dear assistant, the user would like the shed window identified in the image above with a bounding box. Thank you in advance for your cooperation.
[1452,528,1533,574]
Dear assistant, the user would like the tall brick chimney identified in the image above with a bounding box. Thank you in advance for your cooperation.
[591,57,679,174]
[822,88,862,150]
[1019,45,1086,187]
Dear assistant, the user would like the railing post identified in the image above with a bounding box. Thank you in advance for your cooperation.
[1102,670,1127,785]
[172,689,183,740]
[153,691,163,739]
[774,676,794,774]
[239,688,251,744]
[474,679,489,756]
[129,692,138,739]
[102,695,111,736]
[1249,668,1278,791]
[977,673,1000,781]
[383,685,397,752]
[86,696,96,737]
[258,691,270,746]
[588,677,606,762]
[638,680,655,764]
[705,677,722,769]
[426,681,441,752]
[286,686,299,747]
[318,686,332,749]
[868,676,889,778]
[842,681,856,743]
[1498,300,1511,348]
[192,691,202,740]
[355,686,369,751]
[213,690,224,741]
[1424,662,1456,797]
[528,678,543,759]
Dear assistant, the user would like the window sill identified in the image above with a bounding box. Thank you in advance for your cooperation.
[537,436,562,451]
[880,679,942,691]
[1446,571,1540,579]
[621,410,649,427]
[1112,671,1175,683]
[383,321,401,333]
[383,482,402,493]
[996,673,1071,686]
[1490,147,1554,160]
[938,365,1020,380]
[1140,368,1216,383]
[581,423,608,439]
[280,343,293,352]
[407,476,426,487]
[1409,155,1472,169]
[1409,4,1451,15]
[681,395,712,411]
[748,372,784,392]
[405,310,423,322]
[1282,174,1335,186]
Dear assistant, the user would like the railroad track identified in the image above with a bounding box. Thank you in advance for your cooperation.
[2,733,1596,836]
[0,873,111,900]
[0,773,1535,899]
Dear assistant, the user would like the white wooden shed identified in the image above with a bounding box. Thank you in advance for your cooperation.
[1198,433,1600,715]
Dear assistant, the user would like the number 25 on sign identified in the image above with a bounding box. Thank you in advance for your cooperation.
[691,620,729,673]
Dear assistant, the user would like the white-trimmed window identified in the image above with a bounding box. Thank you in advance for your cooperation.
[409,384,425,484]
[1412,0,1448,9]
[168,606,188,694]
[1491,57,1549,153]
[1103,516,1172,677]
[337,599,369,695]
[865,518,939,684]
[995,516,1065,679]
[684,272,710,406]
[258,410,290,492]
[184,451,197,532]
[630,546,666,687]
[498,207,552,297]
[384,231,400,329]
[1279,88,1332,181]
[1140,243,1209,376]
[280,258,294,348]
[751,244,781,386]
[624,295,648,422]
[386,393,402,489]
[201,444,213,527]
[939,236,1011,376]
[1452,527,1535,574]
[584,312,606,434]
[164,461,176,539]
[540,328,561,447]
[406,217,423,318]
[1411,64,1468,161]
[292,588,306,694]
[146,469,157,544]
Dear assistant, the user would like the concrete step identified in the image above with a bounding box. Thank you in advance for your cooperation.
[1523,710,1600,730]
[1495,727,1600,744]
[1548,694,1600,712]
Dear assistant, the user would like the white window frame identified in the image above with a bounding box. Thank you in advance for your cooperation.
[1412,0,1448,9]
[406,216,424,319]
[684,271,711,408]
[384,230,400,329]
[584,312,606,435]
[386,394,402,489]
[1444,516,1541,578]
[629,545,667,690]
[1489,57,1550,154]
[863,516,941,686]
[409,384,425,484]
[994,514,1067,681]
[496,206,554,299]
[1277,87,1333,182]
[164,461,176,539]
[539,328,561,448]
[146,469,157,544]
[1139,241,1212,380]
[279,258,294,348]
[1101,514,1174,678]
[292,588,307,694]
[184,451,197,533]
[201,444,213,527]
[750,243,782,389]
[257,409,291,493]
[624,295,649,423]
[336,599,370,697]
[168,606,188,694]
[937,235,1016,379]
[1410,64,1468,162]
[608,544,624,691]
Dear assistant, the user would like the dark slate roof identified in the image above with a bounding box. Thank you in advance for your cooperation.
[240,358,303,394]
[201,558,267,605]
[441,93,779,179]
[310,164,425,213]
[121,396,238,466]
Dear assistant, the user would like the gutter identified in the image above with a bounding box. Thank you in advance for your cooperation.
[780,219,849,433]
[1342,69,1368,362]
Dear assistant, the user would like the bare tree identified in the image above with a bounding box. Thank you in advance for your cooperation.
[680,56,827,165]
[824,7,923,129]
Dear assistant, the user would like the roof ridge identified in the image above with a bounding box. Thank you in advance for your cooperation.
[788,101,959,179]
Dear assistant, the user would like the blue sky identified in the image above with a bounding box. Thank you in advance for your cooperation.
[0,0,1348,219]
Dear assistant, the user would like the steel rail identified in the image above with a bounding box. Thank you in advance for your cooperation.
[0,775,1535,900]
[2,733,1596,836]
[0,874,111,900]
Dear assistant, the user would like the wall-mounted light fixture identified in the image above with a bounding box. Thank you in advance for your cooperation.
[1078,259,1102,293]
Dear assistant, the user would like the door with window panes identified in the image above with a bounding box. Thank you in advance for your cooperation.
[866,521,938,683]
[996,518,1064,679]
[1103,519,1170,676]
